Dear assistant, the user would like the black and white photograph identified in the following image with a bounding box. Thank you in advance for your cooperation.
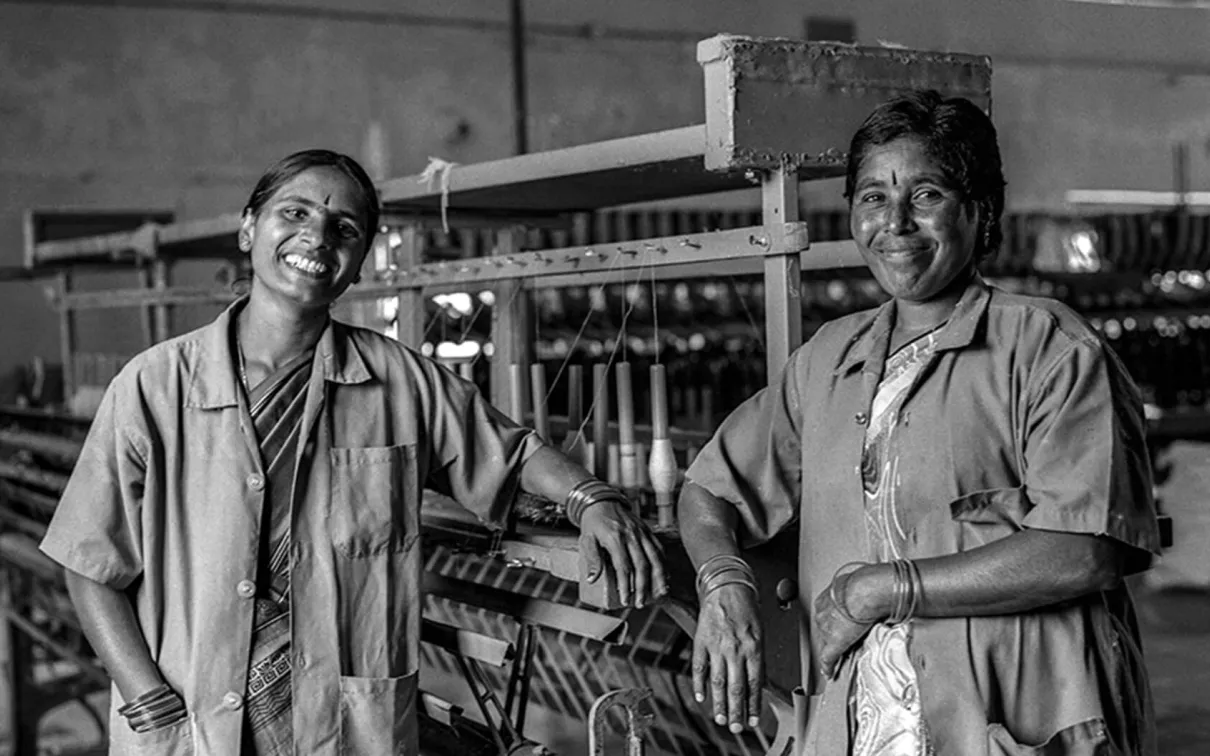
[0,1,1208,754]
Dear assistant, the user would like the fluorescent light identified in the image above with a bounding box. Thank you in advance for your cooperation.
[1065,189,1210,206]
[1065,0,1210,8]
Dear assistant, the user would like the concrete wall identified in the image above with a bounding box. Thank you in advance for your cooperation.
[1,0,1209,380]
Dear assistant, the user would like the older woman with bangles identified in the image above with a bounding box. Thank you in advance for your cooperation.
[40,148,666,755]
[678,91,1159,756]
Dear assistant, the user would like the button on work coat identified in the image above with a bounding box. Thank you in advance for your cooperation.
[687,277,1160,756]
[41,302,542,755]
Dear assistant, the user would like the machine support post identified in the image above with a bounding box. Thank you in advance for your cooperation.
[761,164,803,379]
[491,227,532,417]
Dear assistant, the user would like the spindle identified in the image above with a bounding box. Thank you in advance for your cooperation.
[509,363,526,425]
[615,362,639,509]
[530,363,550,443]
[563,364,586,465]
[648,364,678,530]
[592,364,610,481]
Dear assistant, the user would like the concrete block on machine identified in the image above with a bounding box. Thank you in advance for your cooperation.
[697,35,993,175]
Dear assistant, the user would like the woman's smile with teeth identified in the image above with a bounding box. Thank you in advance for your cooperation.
[283,253,331,277]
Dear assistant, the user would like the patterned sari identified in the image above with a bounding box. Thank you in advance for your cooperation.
[237,344,315,756]
[851,330,940,756]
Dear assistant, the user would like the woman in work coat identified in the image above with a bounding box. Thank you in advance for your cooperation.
[41,149,666,755]
[680,92,1159,756]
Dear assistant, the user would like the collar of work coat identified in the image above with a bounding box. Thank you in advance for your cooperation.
[834,272,991,378]
[184,298,372,410]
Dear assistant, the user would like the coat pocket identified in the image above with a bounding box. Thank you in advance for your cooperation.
[988,717,1120,756]
[108,709,195,756]
[329,443,419,558]
[339,672,419,756]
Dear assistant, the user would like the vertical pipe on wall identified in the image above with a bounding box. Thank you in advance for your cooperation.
[139,266,156,348]
[510,0,528,156]
[58,272,75,405]
[152,260,170,343]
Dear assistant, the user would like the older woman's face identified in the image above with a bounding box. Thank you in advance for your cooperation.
[239,166,370,311]
[849,137,979,303]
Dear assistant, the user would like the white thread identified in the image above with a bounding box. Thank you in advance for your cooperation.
[418,157,458,234]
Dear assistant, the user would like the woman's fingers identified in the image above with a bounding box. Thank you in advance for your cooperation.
[710,650,728,727]
[694,588,763,731]
[726,653,747,733]
[640,533,668,600]
[599,535,634,606]
[745,642,763,729]
[626,538,649,608]
[580,533,604,583]
[692,631,709,704]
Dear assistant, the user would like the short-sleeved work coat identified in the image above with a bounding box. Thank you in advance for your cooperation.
[41,301,541,755]
[687,276,1159,756]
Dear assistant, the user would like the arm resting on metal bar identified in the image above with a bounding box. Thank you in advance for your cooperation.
[517,444,667,609]
[64,569,166,703]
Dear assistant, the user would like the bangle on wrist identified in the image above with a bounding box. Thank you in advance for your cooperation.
[829,561,882,625]
[695,554,758,602]
[119,684,187,733]
[564,479,629,527]
[887,558,922,625]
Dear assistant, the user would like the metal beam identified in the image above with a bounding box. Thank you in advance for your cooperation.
[762,166,803,377]
[375,225,808,288]
[0,462,68,494]
[420,619,514,668]
[152,259,171,342]
[0,534,64,584]
[379,126,754,215]
[58,272,75,402]
[424,573,627,644]
[490,227,531,415]
[0,428,83,462]
[0,608,108,687]
[53,237,863,311]
[0,482,60,519]
[392,226,426,348]
[0,509,47,542]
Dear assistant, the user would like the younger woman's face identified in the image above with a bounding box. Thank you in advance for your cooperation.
[239,166,370,312]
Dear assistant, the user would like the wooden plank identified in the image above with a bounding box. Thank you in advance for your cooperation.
[698,35,993,172]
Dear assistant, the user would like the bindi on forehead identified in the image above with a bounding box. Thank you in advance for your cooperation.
[324,194,332,207]
[891,171,898,187]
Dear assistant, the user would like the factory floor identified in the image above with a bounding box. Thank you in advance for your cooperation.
[4,583,1210,755]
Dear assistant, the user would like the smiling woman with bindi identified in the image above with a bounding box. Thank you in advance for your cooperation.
[41,149,669,755]
[680,91,1159,754]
